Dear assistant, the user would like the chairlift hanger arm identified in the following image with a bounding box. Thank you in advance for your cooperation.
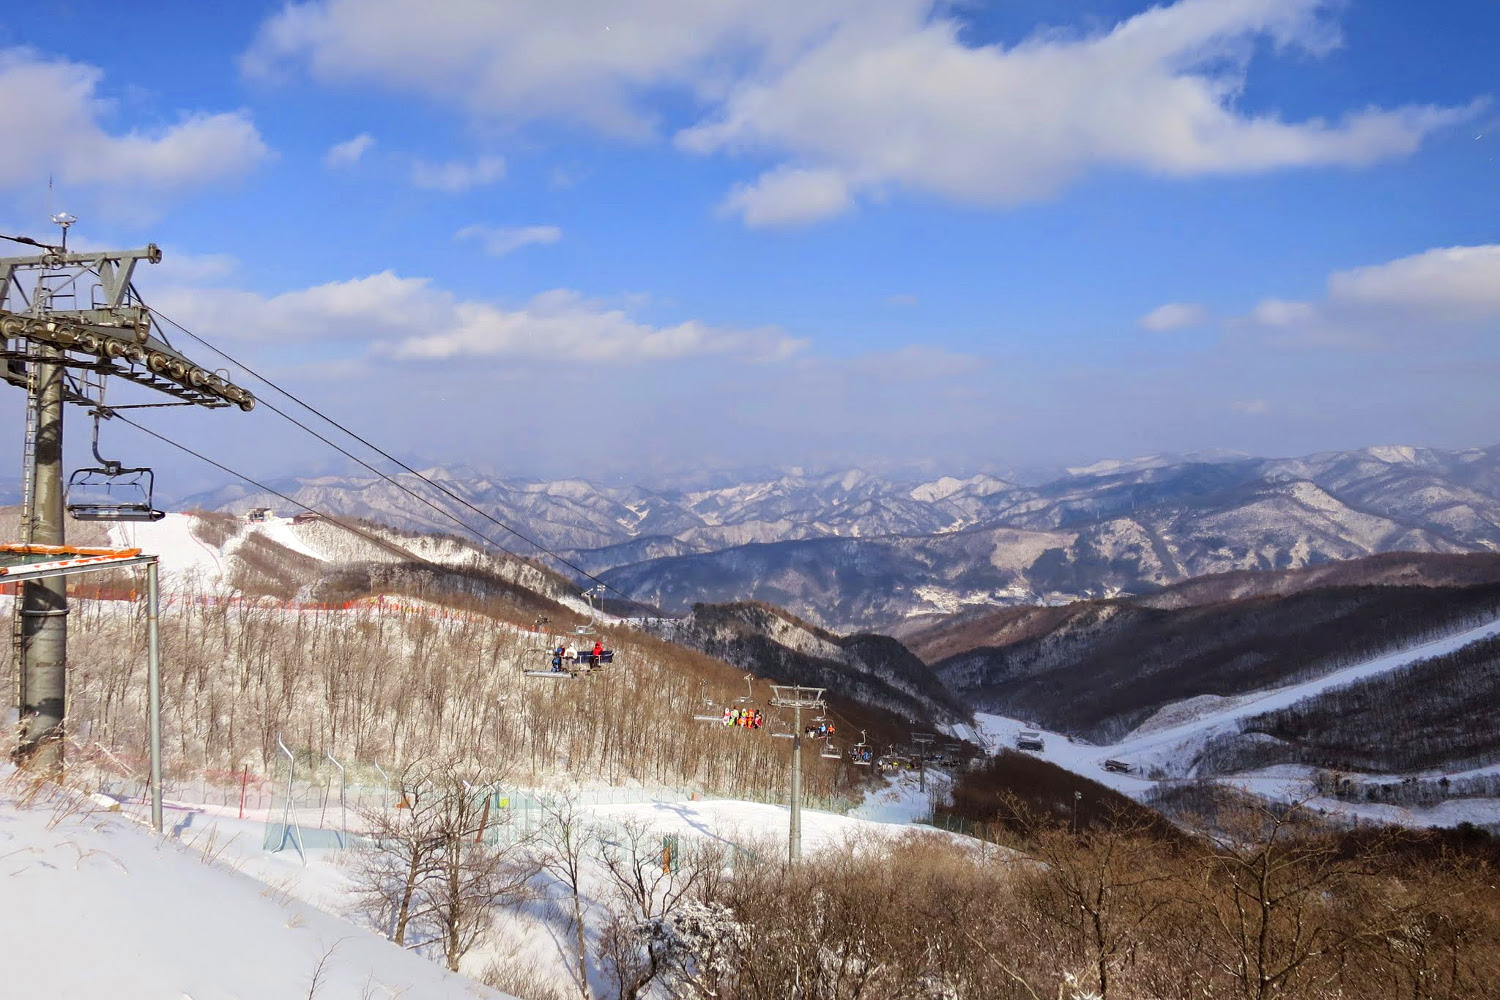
[87,408,120,472]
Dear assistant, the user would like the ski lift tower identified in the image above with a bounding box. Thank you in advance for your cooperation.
[1,218,255,769]
[912,732,936,793]
[769,683,825,863]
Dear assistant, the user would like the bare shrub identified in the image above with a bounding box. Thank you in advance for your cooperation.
[481,954,572,1000]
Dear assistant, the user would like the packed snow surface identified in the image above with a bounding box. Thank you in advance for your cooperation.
[0,771,506,1000]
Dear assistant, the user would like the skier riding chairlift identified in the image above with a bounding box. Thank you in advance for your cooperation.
[851,731,874,766]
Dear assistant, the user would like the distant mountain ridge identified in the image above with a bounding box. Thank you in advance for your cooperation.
[183,443,1500,631]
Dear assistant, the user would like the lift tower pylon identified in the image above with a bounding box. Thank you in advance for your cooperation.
[769,684,826,863]
[1,219,255,770]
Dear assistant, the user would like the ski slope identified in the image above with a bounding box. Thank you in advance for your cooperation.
[978,614,1500,823]
[104,511,336,590]
[0,771,508,1000]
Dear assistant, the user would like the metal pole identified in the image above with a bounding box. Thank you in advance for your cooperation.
[147,559,163,835]
[327,750,346,837]
[17,345,66,769]
[790,699,802,864]
[373,761,390,810]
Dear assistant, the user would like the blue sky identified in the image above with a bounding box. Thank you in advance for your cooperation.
[1,0,1497,489]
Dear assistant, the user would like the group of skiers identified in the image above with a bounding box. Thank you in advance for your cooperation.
[804,721,837,739]
[722,706,765,728]
[551,640,608,672]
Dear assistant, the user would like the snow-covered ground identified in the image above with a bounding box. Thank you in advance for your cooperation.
[850,767,950,825]
[107,511,239,585]
[977,614,1500,828]
[0,770,508,1000]
[4,770,963,1000]
[105,511,336,591]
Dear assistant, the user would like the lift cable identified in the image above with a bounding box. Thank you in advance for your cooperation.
[110,413,462,567]
[147,309,659,618]
[0,232,63,253]
[243,395,538,571]
[120,415,877,759]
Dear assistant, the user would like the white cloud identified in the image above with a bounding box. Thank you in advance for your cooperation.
[411,155,506,192]
[324,132,374,168]
[153,272,807,365]
[1324,245,1500,321]
[455,224,562,256]
[1241,244,1500,346]
[1139,302,1210,332]
[394,288,805,364]
[679,0,1474,218]
[243,0,867,137]
[1231,398,1269,414]
[0,48,270,208]
[244,0,1476,224]
[548,166,586,190]
[1248,298,1317,328]
[720,166,853,227]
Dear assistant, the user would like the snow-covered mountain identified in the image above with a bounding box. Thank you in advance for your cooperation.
[181,444,1500,629]
[602,447,1500,629]
[184,466,999,554]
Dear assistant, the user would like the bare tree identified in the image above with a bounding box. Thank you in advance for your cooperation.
[596,816,711,923]
[1008,799,1177,1000]
[1193,799,1395,1000]
[535,792,597,998]
[347,763,445,946]
[594,817,723,1000]
[423,766,537,972]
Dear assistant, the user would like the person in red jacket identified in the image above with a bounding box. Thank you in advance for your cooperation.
[591,639,604,667]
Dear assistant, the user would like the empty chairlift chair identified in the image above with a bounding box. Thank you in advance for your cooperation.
[66,411,165,522]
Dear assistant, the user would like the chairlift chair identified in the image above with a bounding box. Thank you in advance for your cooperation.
[820,740,842,760]
[522,637,582,679]
[851,730,873,766]
[522,662,582,680]
[524,617,552,646]
[571,584,606,636]
[66,410,165,522]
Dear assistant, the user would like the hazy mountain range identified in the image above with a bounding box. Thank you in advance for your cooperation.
[184,443,1500,631]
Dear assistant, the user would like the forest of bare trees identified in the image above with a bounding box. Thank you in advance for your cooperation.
[5,572,852,805]
[409,791,1497,1000]
[934,583,1500,742]
[1235,634,1500,774]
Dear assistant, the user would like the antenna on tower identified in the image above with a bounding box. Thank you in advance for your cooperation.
[50,212,76,253]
